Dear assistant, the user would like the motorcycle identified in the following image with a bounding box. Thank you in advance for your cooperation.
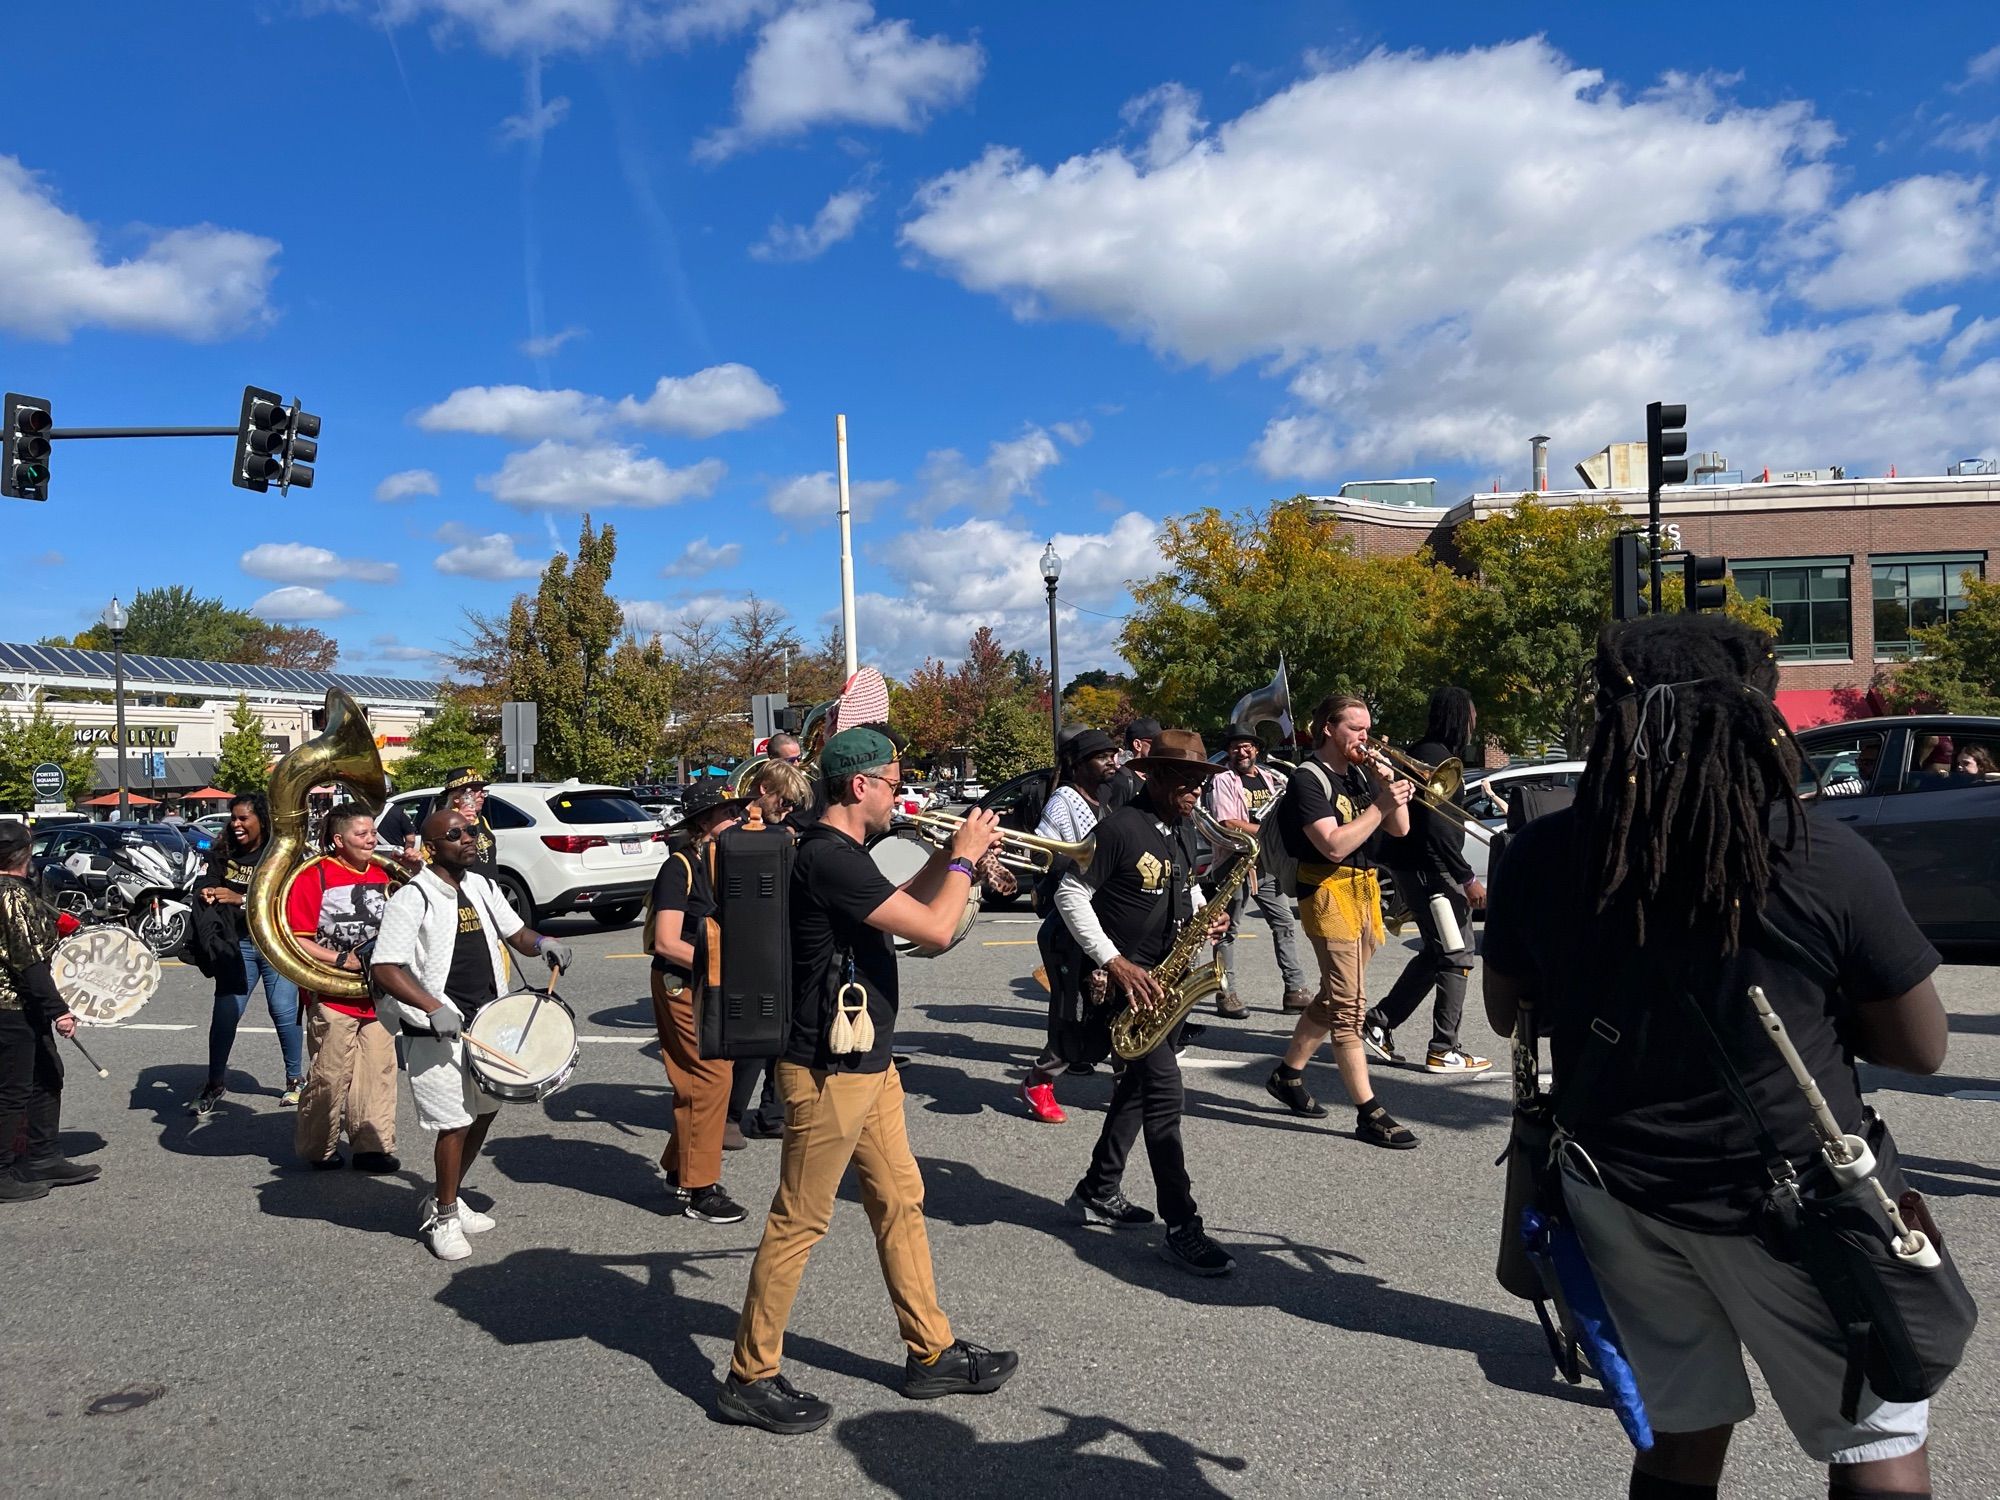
[49,834,199,958]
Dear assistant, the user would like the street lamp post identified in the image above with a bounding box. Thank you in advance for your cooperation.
[103,598,129,820]
[1040,541,1063,758]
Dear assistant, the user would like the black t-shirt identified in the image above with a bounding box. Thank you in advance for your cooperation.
[1103,764,1144,812]
[1237,767,1278,821]
[378,804,417,851]
[1276,756,1379,893]
[206,838,266,940]
[786,823,900,1074]
[1376,739,1473,884]
[1083,804,1200,969]
[1482,806,1939,1233]
[445,893,499,1016]
[648,847,714,979]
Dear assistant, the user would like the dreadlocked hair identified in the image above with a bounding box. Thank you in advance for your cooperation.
[1575,613,1805,954]
[1420,685,1475,761]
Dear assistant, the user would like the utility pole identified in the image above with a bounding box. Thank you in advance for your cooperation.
[835,414,858,680]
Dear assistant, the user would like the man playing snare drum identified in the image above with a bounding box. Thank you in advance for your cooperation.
[371,808,573,1262]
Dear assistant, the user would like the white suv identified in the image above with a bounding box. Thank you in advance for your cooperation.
[378,780,668,927]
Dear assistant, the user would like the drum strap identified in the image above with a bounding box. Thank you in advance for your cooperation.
[703,843,723,990]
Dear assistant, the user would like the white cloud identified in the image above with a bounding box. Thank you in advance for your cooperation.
[478,441,726,508]
[249,586,350,622]
[919,421,1085,515]
[902,41,2000,481]
[852,510,1163,676]
[434,530,546,580]
[1793,175,2000,310]
[360,0,777,53]
[751,186,874,262]
[1957,44,2000,91]
[375,468,441,502]
[367,633,443,663]
[415,363,780,441]
[498,91,570,143]
[765,469,899,524]
[520,325,585,357]
[1121,82,1207,171]
[240,543,400,585]
[620,591,737,637]
[0,155,279,342]
[662,536,744,577]
[414,384,608,441]
[614,363,784,436]
[696,0,982,160]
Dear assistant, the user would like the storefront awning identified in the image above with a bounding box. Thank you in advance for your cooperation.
[1775,688,1880,730]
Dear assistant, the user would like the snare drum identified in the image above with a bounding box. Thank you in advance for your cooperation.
[866,830,978,956]
[465,990,580,1103]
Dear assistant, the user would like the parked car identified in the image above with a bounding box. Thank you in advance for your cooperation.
[377,780,668,927]
[1797,715,2000,945]
[193,813,231,839]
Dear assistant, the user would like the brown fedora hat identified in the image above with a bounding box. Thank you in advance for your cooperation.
[1128,728,1223,777]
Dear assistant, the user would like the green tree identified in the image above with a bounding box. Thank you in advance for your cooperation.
[970,696,1047,784]
[504,517,628,778]
[1062,681,1133,732]
[598,632,679,784]
[214,695,271,796]
[1877,572,2000,713]
[391,699,496,793]
[0,698,99,813]
[67,585,264,660]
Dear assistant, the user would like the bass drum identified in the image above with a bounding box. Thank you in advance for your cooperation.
[866,830,977,957]
[51,925,162,1025]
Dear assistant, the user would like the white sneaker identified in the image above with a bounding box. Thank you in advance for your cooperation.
[420,1205,472,1262]
[423,1195,494,1235]
[1424,1048,1493,1074]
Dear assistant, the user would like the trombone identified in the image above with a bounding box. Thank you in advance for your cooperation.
[903,810,1097,875]
[1353,739,1496,846]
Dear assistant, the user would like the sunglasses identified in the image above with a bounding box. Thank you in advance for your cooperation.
[435,827,477,843]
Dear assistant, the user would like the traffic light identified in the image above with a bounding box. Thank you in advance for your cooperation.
[234,385,288,492]
[233,386,320,494]
[3,393,53,501]
[1612,532,1648,621]
[1683,554,1727,612]
[1646,401,1689,493]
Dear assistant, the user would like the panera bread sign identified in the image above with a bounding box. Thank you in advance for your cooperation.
[71,725,179,748]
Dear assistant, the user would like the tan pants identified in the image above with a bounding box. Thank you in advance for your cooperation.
[651,972,733,1192]
[729,1062,954,1382]
[295,1004,397,1161]
[1302,924,1381,1044]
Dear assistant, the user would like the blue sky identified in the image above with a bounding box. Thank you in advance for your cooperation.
[5,2,2000,683]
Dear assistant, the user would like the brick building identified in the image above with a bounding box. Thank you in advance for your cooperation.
[1312,473,1999,728]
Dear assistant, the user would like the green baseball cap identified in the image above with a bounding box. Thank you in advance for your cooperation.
[820,726,898,780]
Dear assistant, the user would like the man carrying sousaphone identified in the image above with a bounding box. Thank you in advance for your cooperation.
[370,807,573,1262]
[1054,729,1234,1275]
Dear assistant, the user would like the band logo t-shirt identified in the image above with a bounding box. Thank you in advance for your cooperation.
[209,838,266,941]
[787,823,899,1074]
[1483,807,1938,1232]
[1276,757,1378,894]
[284,855,390,1019]
[446,893,499,1018]
[1238,768,1276,820]
[1083,805,1197,968]
[647,847,715,982]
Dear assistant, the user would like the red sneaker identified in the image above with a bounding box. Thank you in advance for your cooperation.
[1019,1080,1066,1124]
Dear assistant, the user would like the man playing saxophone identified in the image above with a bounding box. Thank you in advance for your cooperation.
[1053,729,1234,1277]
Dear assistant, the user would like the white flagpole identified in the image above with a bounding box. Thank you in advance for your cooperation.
[835,413,859,679]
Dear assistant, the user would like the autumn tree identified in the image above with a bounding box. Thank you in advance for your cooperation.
[214,696,271,796]
[503,517,634,778]
[891,658,962,762]
[241,625,339,671]
[786,630,851,710]
[1062,681,1132,732]
[661,613,737,773]
[599,631,680,783]
[1877,572,2000,714]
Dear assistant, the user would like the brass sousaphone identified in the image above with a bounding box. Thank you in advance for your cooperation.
[247,689,409,1000]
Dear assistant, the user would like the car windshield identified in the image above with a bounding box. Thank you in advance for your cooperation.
[115,826,190,851]
[546,791,652,825]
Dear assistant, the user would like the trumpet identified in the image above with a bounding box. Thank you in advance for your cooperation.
[903,810,1097,876]
[1347,738,1494,846]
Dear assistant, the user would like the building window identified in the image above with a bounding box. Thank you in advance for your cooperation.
[1732,559,1852,662]
[1871,554,1985,659]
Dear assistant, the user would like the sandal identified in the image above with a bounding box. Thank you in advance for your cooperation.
[1356,1105,1418,1150]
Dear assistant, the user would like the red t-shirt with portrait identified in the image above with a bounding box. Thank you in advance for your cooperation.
[285,855,391,1019]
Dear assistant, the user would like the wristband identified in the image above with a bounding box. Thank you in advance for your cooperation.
[948,857,976,880]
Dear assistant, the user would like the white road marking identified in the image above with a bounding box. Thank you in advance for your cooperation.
[578,1035,649,1045]
[1948,1089,2000,1101]
[90,1023,194,1031]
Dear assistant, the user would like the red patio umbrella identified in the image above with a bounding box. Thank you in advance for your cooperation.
[179,787,234,800]
[80,792,160,806]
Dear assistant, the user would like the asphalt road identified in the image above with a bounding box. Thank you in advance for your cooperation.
[2,904,1996,1499]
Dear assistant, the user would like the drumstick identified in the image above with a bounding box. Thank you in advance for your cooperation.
[517,964,557,1050]
[65,1031,110,1079]
[460,1031,530,1075]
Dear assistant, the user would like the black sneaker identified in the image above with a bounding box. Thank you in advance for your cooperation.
[1161,1217,1234,1277]
[185,1082,225,1118]
[22,1157,101,1187]
[661,1172,690,1213]
[685,1185,747,1224]
[741,1111,786,1139]
[1265,1068,1328,1119]
[0,1168,51,1203]
[1063,1061,1097,1077]
[902,1340,1019,1400]
[716,1373,831,1435]
[1069,1186,1155,1229]
[1362,1023,1398,1064]
[309,1153,345,1171]
[350,1151,402,1174]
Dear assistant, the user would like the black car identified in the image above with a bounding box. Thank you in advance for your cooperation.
[1798,714,2000,945]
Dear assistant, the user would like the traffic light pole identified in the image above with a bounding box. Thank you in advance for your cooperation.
[46,426,238,440]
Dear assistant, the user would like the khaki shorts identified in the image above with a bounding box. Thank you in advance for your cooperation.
[1302,924,1379,1042]
[1563,1157,1928,1464]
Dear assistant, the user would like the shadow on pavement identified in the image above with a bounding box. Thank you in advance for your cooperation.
[256,1165,427,1237]
[837,1407,1246,1498]
[1946,1011,2000,1035]
[131,1063,295,1164]
[542,1078,670,1140]
[57,1129,107,1157]
[1859,1065,1999,1098]
[586,998,657,1031]
[916,1157,1602,1411]
[483,1130,670,1212]
[434,1245,902,1414]
[1900,1153,2000,1199]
